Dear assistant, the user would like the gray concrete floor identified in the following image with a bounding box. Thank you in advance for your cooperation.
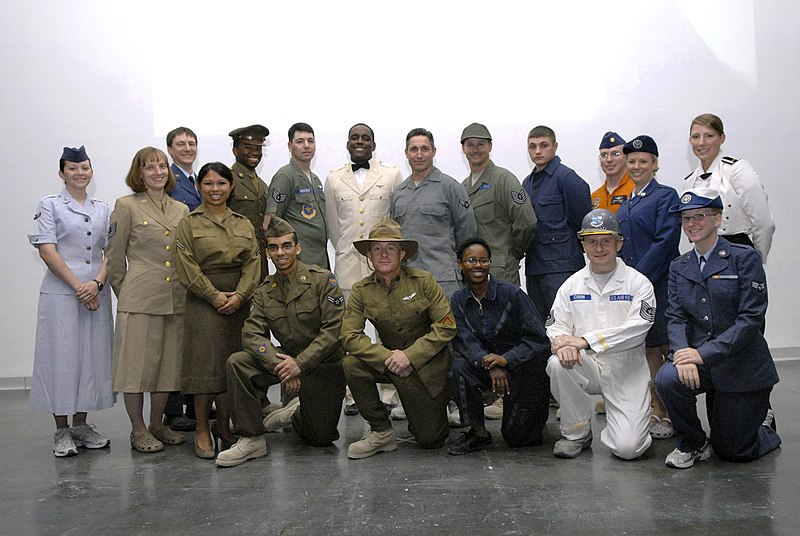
[2,360,798,536]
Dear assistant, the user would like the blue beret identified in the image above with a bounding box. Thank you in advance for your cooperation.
[599,131,625,150]
[623,135,658,157]
[61,145,89,162]
[669,188,724,213]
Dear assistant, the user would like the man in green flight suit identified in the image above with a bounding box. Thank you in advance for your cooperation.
[342,217,456,459]
[228,124,271,280]
[216,216,346,467]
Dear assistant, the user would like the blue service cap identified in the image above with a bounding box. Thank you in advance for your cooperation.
[623,135,658,157]
[669,188,724,213]
[61,145,89,162]
[599,131,625,150]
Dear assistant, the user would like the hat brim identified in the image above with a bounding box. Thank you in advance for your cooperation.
[577,229,622,239]
[354,238,418,259]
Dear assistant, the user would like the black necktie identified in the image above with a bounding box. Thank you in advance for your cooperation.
[699,255,706,273]
[700,172,712,180]
[352,162,370,172]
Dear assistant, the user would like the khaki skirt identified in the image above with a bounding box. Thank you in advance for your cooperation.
[112,312,183,393]
[182,269,249,394]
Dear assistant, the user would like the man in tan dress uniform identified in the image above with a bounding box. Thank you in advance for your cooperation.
[217,217,346,467]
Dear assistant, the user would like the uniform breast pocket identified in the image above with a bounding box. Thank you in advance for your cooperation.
[419,203,450,221]
[294,296,322,326]
[470,195,494,224]
[336,193,355,219]
[231,226,255,255]
[536,231,571,260]
[367,193,390,217]
[265,304,290,331]
[708,277,739,307]
[536,194,564,222]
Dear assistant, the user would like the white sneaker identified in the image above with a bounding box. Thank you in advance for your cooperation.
[263,397,299,432]
[69,423,111,449]
[54,428,78,457]
[216,435,269,467]
[390,405,407,421]
[448,401,465,428]
[484,397,503,420]
[553,430,593,458]
[665,439,711,469]
[763,409,775,428]
[348,429,398,459]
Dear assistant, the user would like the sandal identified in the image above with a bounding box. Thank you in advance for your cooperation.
[649,416,675,439]
[130,431,164,453]
[149,425,186,445]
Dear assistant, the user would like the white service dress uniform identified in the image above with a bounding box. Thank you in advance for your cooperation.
[546,258,655,460]
[28,190,114,414]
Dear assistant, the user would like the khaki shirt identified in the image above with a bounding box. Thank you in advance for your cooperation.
[265,159,329,269]
[106,193,188,314]
[242,262,345,373]
[463,161,536,283]
[341,267,456,398]
[173,206,261,304]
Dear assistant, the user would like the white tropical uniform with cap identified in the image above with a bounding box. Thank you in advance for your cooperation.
[546,257,656,459]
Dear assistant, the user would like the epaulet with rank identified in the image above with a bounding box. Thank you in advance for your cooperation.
[379,161,397,169]
[721,156,739,166]
[329,163,349,174]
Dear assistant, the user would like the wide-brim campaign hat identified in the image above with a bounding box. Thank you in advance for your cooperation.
[353,216,418,259]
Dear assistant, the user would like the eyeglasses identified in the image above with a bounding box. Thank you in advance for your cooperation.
[369,244,401,256]
[599,151,623,160]
[680,213,716,224]
[267,243,296,252]
[461,257,491,266]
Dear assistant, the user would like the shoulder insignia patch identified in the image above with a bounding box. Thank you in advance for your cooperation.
[639,301,656,322]
[459,199,470,209]
[272,190,288,203]
[33,211,41,220]
[511,190,527,204]
[257,344,267,354]
[752,281,765,291]
[107,221,117,239]
[175,238,185,251]
[440,313,456,328]
[545,310,555,327]
[328,274,338,287]
[721,156,739,165]
[327,295,344,306]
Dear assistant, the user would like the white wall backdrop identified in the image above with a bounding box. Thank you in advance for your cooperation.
[2,1,799,379]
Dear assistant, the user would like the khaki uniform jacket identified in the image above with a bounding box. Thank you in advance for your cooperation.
[341,267,456,398]
[173,206,261,304]
[265,160,329,269]
[324,160,404,290]
[463,161,536,283]
[106,193,189,314]
[228,162,270,277]
[242,262,345,374]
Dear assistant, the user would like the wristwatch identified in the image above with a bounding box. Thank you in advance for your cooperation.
[92,279,104,291]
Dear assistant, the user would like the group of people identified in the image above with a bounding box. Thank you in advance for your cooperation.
[28,113,781,471]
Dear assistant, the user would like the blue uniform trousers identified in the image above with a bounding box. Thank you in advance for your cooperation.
[525,271,574,321]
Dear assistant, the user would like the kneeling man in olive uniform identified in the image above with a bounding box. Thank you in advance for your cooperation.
[342,217,456,459]
[217,217,346,467]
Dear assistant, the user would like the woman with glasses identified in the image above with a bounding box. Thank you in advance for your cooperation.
[616,135,681,440]
[683,113,775,263]
[655,189,780,468]
[174,162,260,458]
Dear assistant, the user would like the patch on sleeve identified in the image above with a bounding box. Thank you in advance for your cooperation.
[175,238,185,251]
[327,295,344,306]
[511,190,527,204]
[545,310,555,327]
[271,189,288,203]
[639,301,656,322]
[33,211,41,220]
[327,274,338,287]
[107,221,117,239]
[458,199,470,209]
[751,281,765,291]
[257,344,267,354]
[440,313,456,328]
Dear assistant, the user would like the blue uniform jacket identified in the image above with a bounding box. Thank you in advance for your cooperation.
[666,238,779,393]
[170,163,202,211]
[522,156,591,275]
[450,276,550,370]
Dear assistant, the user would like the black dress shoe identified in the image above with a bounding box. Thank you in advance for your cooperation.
[447,430,492,456]
[165,414,197,432]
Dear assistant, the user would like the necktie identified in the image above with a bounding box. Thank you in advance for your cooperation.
[352,162,370,172]
[699,255,706,273]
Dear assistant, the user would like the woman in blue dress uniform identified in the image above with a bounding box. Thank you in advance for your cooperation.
[655,189,780,468]
[616,135,681,439]
[28,146,114,457]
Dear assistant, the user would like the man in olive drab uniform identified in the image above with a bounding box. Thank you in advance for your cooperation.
[217,217,346,467]
[460,123,536,286]
[342,217,456,459]
[228,124,271,280]
[264,122,329,269]
[591,131,634,214]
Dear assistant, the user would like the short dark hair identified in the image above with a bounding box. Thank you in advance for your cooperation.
[288,122,314,142]
[528,125,556,144]
[457,237,492,260]
[166,126,197,147]
[349,123,375,142]
[197,162,233,183]
[405,128,434,148]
